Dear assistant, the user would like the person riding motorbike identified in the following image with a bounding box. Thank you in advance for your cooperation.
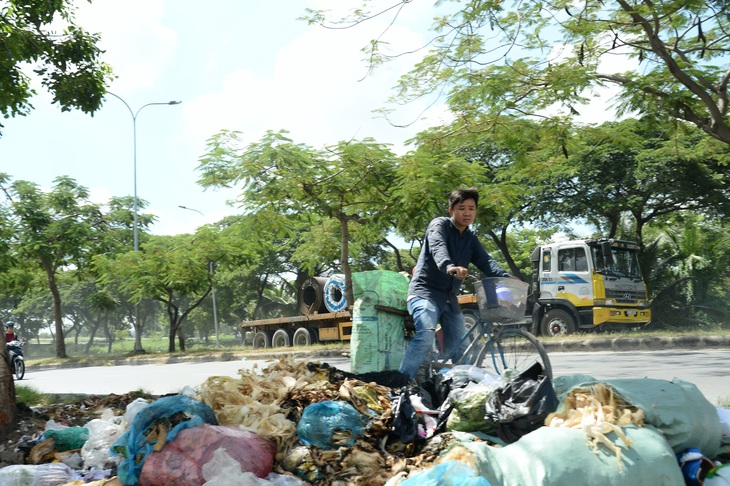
[5,321,17,343]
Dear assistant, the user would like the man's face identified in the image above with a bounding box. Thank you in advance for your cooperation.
[449,198,477,231]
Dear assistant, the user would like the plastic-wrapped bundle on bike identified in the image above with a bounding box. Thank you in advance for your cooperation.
[476,277,528,323]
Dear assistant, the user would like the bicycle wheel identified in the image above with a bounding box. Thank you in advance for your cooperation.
[476,328,552,379]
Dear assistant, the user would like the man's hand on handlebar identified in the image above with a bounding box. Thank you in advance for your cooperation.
[448,266,469,281]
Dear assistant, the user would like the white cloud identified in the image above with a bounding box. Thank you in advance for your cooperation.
[75,0,176,92]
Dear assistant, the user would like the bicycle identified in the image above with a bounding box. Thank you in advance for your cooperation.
[423,276,552,381]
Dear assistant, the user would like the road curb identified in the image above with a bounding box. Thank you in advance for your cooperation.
[25,335,730,372]
[541,334,730,353]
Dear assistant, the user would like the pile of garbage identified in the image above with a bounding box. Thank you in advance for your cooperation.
[0,358,729,485]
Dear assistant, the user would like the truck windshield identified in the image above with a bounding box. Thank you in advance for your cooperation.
[591,246,643,279]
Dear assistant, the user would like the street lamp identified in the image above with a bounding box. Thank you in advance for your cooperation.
[108,93,181,354]
[107,92,181,251]
[179,205,220,348]
[178,205,203,216]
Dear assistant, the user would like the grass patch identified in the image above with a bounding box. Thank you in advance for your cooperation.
[15,385,87,407]
[15,385,48,406]
[539,327,730,342]
[25,340,349,368]
[717,396,730,408]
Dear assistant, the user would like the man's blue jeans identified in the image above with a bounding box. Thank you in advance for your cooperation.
[399,296,468,378]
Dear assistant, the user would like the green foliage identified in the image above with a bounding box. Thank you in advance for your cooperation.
[197,130,400,306]
[316,0,730,146]
[0,0,112,135]
[647,215,730,328]
[1,175,113,358]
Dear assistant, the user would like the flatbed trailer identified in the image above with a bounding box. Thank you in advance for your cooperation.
[241,311,353,348]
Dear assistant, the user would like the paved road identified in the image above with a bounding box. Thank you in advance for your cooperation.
[19,349,730,406]
[549,348,730,406]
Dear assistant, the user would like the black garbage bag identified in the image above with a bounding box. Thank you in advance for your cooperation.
[484,362,558,444]
[390,387,422,444]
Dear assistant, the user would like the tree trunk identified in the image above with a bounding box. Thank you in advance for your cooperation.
[339,215,355,310]
[177,326,186,352]
[166,297,179,353]
[45,264,67,358]
[0,345,17,440]
[133,301,145,354]
[488,228,525,281]
[167,330,176,353]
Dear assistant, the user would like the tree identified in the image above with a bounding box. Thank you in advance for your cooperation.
[0,191,16,439]
[393,118,567,279]
[537,119,730,247]
[94,229,234,352]
[1,175,109,358]
[308,1,730,149]
[197,130,398,309]
[646,215,730,328]
[0,0,112,135]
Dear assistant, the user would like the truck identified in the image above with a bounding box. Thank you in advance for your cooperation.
[242,310,354,349]
[457,238,651,336]
[243,238,652,347]
[528,237,651,336]
[241,273,411,349]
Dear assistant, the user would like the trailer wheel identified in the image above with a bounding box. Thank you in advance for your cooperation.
[292,327,314,347]
[540,309,576,337]
[272,329,293,348]
[252,330,273,349]
[462,307,480,329]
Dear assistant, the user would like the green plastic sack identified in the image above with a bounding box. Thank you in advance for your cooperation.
[453,425,684,486]
[44,426,89,451]
[552,376,722,457]
[351,270,409,311]
[350,271,409,373]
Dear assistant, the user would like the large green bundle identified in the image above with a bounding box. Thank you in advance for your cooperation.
[552,376,722,457]
[456,426,684,486]
[350,271,409,374]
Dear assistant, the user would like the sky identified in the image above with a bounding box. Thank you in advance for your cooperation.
[0,1,619,236]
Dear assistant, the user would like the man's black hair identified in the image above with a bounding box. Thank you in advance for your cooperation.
[449,187,479,209]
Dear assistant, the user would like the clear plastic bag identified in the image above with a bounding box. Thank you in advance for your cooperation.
[0,463,74,486]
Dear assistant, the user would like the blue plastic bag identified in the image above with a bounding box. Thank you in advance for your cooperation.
[296,400,368,449]
[401,460,491,486]
[110,395,218,486]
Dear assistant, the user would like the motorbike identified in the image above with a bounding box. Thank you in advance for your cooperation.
[6,340,25,380]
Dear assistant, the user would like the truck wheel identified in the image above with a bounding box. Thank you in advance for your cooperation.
[252,330,273,349]
[293,327,314,347]
[540,309,576,337]
[272,329,293,348]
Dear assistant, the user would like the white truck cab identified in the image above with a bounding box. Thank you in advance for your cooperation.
[529,238,651,336]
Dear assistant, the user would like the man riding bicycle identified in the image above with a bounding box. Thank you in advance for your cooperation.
[398,187,512,380]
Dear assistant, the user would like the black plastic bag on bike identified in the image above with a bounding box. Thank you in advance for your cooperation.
[484,361,558,444]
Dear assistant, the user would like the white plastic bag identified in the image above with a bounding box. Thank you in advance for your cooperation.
[0,463,74,486]
[81,416,126,468]
[123,397,149,425]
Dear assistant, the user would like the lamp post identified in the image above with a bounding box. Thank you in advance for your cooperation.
[108,93,181,354]
[179,205,220,348]
[178,205,203,216]
[107,92,181,251]
[209,261,220,348]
